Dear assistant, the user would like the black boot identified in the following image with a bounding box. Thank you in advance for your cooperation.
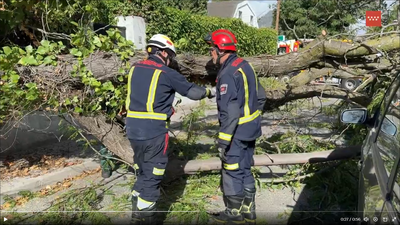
[240,188,256,225]
[137,203,159,225]
[130,195,140,225]
[213,195,245,224]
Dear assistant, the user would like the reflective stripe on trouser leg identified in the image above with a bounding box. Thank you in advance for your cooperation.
[241,140,256,223]
[243,140,256,190]
[222,139,245,196]
[131,133,169,203]
[137,196,155,210]
[130,139,144,195]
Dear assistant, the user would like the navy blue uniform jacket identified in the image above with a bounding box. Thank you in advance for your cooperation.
[216,54,267,148]
[125,55,209,141]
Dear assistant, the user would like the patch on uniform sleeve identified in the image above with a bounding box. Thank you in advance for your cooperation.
[220,84,228,95]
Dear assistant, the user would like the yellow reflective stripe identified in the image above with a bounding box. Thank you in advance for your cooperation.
[224,163,239,170]
[147,69,162,112]
[219,132,232,141]
[249,63,258,93]
[138,197,154,205]
[131,190,139,196]
[152,167,165,176]
[238,110,261,125]
[133,163,139,170]
[127,110,167,120]
[238,68,250,116]
[125,66,136,110]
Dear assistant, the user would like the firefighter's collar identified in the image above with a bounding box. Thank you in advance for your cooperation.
[148,54,165,65]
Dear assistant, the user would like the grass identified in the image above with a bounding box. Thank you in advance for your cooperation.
[159,172,221,224]
[286,160,359,224]
[2,95,362,225]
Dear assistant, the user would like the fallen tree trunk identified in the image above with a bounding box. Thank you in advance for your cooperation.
[14,33,398,117]
[68,114,134,164]
[264,85,372,110]
[6,32,399,167]
[17,34,399,81]
[165,145,361,180]
[67,111,361,175]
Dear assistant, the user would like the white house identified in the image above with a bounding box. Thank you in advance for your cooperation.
[207,0,259,28]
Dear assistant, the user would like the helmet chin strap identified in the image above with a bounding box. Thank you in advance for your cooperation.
[156,51,169,66]
[215,48,228,67]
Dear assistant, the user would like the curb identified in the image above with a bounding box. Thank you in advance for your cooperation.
[0,158,100,202]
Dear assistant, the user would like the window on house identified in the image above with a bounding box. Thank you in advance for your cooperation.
[250,15,254,24]
[239,11,242,19]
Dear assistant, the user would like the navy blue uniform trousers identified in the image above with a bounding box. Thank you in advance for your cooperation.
[222,138,256,196]
[129,133,169,203]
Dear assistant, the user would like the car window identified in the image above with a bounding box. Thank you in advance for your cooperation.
[382,79,400,216]
[376,79,400,178]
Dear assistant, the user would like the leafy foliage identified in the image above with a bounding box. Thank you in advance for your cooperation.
[147,7,277,56]
[275,0,380,39]
[0,25,134,122]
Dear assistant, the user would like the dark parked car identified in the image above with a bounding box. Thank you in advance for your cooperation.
[340,71,400,224]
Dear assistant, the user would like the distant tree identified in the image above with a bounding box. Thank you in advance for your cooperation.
[367,2,399,33]
[168,0,208,15]
[274,0,380,39]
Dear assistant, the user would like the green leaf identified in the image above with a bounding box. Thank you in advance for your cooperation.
[37,46,49,55]
[93,36,102,47]
[40,40,50,47]
[2,46,12,55]
[65,98,72,105]
[70,48,82,57]
[25,83,37,89]
[70,21,79,27]
[102,81,115,91]
[18,56,38,65]
[25,45,33,54]
[36,55,43,61]
[117,75,124,82]
[72,96,79,103]
[89,78,101,87]
[10,74,20,84]
[26,93,38,101]
[74,107,83,113]
[43,56,54,65]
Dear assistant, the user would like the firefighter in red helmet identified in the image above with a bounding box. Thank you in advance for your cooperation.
[204,29,266,224]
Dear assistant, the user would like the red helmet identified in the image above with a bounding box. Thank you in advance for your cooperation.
[204,29,237,51]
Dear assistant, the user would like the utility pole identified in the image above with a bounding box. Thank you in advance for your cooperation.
[275,0,281,32]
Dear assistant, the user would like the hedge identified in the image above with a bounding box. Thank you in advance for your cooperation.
[146,7,277,57]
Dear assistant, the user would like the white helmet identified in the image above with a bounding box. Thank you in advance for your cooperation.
[146,34,176,55]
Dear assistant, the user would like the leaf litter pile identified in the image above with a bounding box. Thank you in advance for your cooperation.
[0,154,83,180]
[0,167,102,210]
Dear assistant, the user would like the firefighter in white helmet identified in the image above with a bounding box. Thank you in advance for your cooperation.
[126,34,215,224]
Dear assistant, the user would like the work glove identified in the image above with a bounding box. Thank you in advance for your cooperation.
[216,140,229,162]
[206,87,216,99]
[218,147,227,162]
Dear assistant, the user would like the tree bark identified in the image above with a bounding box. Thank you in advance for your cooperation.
[164,145,361,179]
[17,34,399,82]
[10,33,399,171]
[67,108,362,176]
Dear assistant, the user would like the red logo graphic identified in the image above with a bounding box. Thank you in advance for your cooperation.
[220,84,228,95]
[366,11,381,27]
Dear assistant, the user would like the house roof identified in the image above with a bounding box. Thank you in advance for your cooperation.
[207,1,241,18]
[257,10,274,28]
